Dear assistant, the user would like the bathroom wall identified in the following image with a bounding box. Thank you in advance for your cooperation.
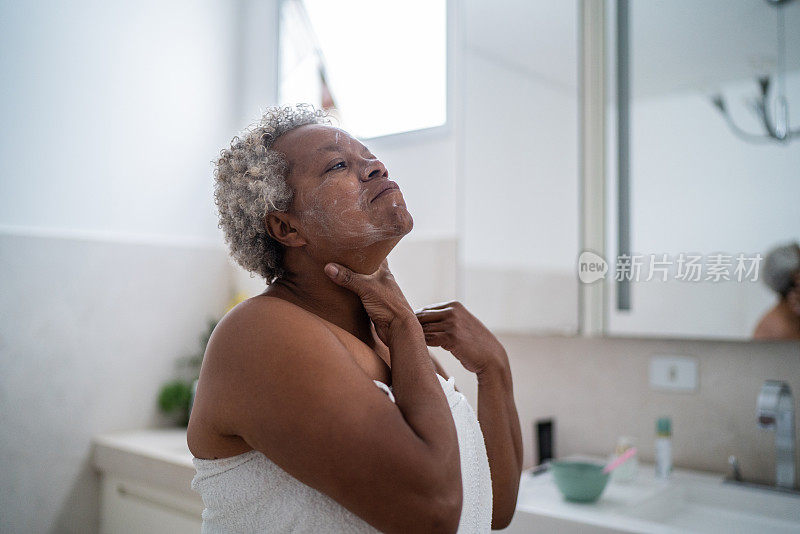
[0,1,237,243]
[0,1,265,532]
[460,47,579,334]
[0,234,232,533]
[435,333,800,485]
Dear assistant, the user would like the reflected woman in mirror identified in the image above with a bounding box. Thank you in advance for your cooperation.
[753,242,800,340]
[187,105,523,533]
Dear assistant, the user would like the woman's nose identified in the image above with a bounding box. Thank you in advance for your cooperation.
[363,159,388,181]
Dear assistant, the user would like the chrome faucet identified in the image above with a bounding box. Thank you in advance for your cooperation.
[757,380,796,489]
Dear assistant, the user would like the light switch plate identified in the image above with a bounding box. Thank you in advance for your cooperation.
[649,355,698,392]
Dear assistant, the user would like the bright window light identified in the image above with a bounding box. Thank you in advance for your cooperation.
[279,0,447,139]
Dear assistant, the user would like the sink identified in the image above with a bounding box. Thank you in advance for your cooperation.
[507,458,800,534]
[619,473,800,533]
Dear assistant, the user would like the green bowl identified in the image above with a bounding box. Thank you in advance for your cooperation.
[550,461,610,503]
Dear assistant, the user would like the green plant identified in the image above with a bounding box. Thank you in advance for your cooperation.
[157,317,218,426]
[158,380,194,426]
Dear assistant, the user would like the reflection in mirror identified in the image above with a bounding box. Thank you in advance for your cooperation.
[755,242,800,339]
[605,0,800,341]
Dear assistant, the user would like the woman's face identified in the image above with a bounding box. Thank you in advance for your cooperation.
[272,124,413,254]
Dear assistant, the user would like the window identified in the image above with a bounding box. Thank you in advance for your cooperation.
[279,0,447,139]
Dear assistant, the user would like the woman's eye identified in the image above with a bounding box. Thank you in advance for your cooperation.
[327,161,346,172]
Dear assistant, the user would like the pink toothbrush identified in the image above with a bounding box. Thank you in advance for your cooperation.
[603,447,638,474]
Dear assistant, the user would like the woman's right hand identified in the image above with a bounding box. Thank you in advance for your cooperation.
[324,259,415,345]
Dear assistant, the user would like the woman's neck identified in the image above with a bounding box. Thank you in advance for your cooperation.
[263,266,374,345]
[262,236,402,348]
[263,238,402,344]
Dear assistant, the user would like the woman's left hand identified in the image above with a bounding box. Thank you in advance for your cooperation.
[415,301,508,375]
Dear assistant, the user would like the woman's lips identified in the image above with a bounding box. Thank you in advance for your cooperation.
[371,181,400,202]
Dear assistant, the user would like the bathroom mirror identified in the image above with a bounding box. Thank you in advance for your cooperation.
[458,0,580,335]
[604,0,800,341]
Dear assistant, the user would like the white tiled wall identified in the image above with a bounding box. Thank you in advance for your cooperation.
[0,233,232,533]
[436,334,800,485]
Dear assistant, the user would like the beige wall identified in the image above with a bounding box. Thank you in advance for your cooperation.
[435,335,799,485]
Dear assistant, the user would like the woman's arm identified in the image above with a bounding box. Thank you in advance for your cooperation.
[324,261,462,487]
[416,301,523,529]
[475,353,523,529]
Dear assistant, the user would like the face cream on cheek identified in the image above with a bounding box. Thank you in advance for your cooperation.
[296,177,410,250]
[298,189,379,244]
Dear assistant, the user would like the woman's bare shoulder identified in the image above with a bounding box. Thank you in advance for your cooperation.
[215,295,325,340]
[753,305,792,339]
[226,294,316,319]
[189,296,350,456]
[200,295,345,378]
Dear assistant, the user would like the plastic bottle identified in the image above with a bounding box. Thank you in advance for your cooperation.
[609,436,638,482]
[655,417,672,479]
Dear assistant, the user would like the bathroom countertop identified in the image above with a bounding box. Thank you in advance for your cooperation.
[92,428,197,498]
[513,456,800,534]
[515,460,699,533]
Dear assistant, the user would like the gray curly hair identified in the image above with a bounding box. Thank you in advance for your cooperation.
[214,104,330,283]
[762,242,800,297]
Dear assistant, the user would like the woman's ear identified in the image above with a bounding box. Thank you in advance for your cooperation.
[265,212,307,247]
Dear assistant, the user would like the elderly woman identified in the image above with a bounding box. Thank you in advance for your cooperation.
[754,242,800,340]
[187,105,522,533]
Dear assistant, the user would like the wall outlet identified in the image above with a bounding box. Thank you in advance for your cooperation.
[649,355,698,392]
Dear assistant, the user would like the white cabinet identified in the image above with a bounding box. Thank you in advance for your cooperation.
[100,475,202,534]
[93,429,203,534]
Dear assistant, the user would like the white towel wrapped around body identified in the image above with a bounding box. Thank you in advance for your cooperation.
[191,372,493,533]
